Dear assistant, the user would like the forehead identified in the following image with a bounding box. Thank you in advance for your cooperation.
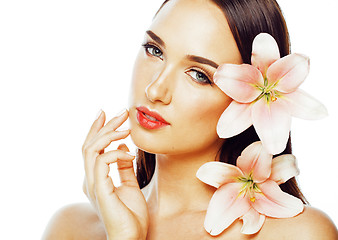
[149,0,242,65]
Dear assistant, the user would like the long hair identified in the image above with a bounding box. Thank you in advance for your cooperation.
[136,0,307,203]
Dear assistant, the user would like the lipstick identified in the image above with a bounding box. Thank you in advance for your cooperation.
[136,106,170,130]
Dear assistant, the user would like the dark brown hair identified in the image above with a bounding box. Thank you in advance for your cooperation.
[136,0,307,203]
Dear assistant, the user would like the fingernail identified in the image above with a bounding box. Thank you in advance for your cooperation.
[126,151,136,157]
[118,127,130,132]
[116,130,131,136]
[116,108,127,117]
[95,109,103,120]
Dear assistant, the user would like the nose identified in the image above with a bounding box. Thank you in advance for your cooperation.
[145,66,173,105]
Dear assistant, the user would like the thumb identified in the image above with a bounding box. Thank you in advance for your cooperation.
[117,143,130,153]
[117,144,138,187]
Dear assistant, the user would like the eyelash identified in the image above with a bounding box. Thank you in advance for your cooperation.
[186,67,213,85]
[142,42,164,60]
[141,42,213,85]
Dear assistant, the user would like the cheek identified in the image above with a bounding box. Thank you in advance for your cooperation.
[129,51,148,103]
[176,86,231,130]
[171,83,231,149]
[129,50,164,105]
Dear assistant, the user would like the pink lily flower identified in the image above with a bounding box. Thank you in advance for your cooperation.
[196,141,304,235]
[214,33,328,154]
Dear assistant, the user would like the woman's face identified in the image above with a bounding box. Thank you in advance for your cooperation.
[128,0,242,155]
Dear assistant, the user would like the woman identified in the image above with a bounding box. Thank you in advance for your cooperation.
[42,0,337,239]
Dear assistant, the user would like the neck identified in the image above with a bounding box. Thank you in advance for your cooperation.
[144,141,224,218]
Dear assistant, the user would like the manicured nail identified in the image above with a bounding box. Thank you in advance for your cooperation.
[126,151,136,157]
[116,108,127,117]
[116,130,131,136]
[118,127,130,132]
[95,109,103,120]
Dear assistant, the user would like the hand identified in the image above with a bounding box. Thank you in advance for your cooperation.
[82,109,149,239]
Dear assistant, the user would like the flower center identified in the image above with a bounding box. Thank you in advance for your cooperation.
[237,174,261,203]
[256,78,279,103]
[262,88,278,103]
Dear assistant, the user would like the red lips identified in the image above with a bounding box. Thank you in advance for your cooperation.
[136,106,170,129]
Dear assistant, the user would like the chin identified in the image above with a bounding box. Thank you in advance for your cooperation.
[128,107,172,154]
[129,119,167,154]
[130,130,165,154]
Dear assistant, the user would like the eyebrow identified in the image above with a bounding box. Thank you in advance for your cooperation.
[186,55,219,69]
[146,30,219,69]
[146,30,166,47]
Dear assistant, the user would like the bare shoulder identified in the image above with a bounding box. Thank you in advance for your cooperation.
[261,206,337,240]
[292,206,337,239]
[287,206,337,239]
[41,202,106,240]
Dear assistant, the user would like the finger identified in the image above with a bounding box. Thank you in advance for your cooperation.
[117,144,138,187]
[117,143,130,152]
[96,109,129,138]
[82,177,99,210]
[83,130,131,175]
[94,150,135,193]
[83,110,106,150]
[83,130,131,200]
[93,150,135,225]
[87,130,131,156]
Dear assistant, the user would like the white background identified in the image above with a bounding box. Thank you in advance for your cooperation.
[0,0,337,239]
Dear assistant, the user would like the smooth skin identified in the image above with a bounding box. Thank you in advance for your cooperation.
[43,110,149,240]
[42,0,337,239]
[81,110,149,239]
[42,110,337,240]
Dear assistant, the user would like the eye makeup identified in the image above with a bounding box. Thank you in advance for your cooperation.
[142,42,164,60]
[141,33,215,86]
[186,66,214,85]
[146,30,166,48]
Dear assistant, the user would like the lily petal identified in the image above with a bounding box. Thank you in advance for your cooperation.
[268,53,310,93]
[252,99,291,155]
[253,180,304,218]
[217,101,253,138]
[240,208,266,235]
[204,183,251,236]
[237,141,272,183]
[283,89,328,120]
[214,64,263,103]
[270,154,299,185]
[196,162,243,188]
[251,33,280,76]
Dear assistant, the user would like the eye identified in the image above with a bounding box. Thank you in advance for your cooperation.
[186,69,212,85]
[142,43,163,60]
